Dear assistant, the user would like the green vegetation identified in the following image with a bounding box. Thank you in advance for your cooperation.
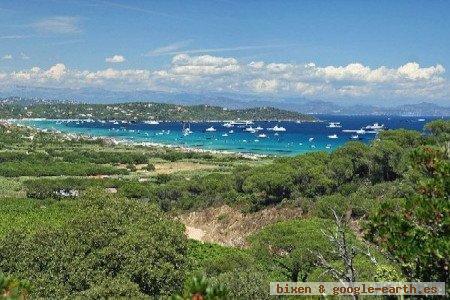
[0,101,314,121]
[0,193,187,298]
[0,118,448,298]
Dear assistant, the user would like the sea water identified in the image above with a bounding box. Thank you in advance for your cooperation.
[14,115,446,155]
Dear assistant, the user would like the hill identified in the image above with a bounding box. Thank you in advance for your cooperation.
[0,99,314,121]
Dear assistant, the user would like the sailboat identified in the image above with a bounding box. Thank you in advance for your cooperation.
[182,123,193,136]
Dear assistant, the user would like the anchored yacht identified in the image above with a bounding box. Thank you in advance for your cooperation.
[268,125,286,132]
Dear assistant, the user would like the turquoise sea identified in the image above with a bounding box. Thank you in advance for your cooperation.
[15,115,445,155]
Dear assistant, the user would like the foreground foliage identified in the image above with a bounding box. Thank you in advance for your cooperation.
[0,193,188,298]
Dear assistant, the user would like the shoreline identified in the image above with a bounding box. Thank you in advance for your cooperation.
[4,119,268,160]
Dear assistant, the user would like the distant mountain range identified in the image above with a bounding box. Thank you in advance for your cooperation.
[0,85,449,116]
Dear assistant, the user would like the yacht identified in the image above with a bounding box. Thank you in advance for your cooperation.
[418,118,426,122]
[356,129,366,134]
[223,122,234,128]
[258,133,267,138]
[365,123,384,130]
[182,123,193,136]
[328,134,338,139]
[327,122,342,128]
[326,144,332,149]
[351,135,359,139]
[230,120,254,126]
[255,126,263,131]
[222,133,228,137]
[308,137,314,142]
[244,126,257,133]
[229,130,234,134]
[183,128,193,136]
[205,126,216,132]
[144,120,160,125]
[268,125,286,132]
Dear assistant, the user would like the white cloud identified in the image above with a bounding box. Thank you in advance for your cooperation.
[248,79,279,92]
[1,54,12,60]
[105,55,126,63]
[32,16,81,34]
[45,63,67,80]
[145,44,294,57]
[20,52,30,60]
[146,40,193,57]
[0,56,447,101]
[0,35,30,39]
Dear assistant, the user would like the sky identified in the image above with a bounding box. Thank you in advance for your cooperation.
[0,0,449,105]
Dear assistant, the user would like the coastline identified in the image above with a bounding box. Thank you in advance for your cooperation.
[4,118,268,160]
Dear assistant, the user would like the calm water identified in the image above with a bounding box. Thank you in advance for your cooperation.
[15,115,445,155]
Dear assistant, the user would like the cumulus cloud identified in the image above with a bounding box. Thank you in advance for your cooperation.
[105,55,126,63]
[0,55,447,101]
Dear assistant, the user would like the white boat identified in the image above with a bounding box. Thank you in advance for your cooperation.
[268,125,286,132]
[356,129,366,134]
[328,134,338,139]
[230,120,253,125]
[308,137,314,142]
[144,120,160,125]
[229,130,234,134]
[365,123,384,130]
[223,122,234,128]
[418,118,426,122]
[351,135,359,139]
[255,126,263,131]
[182,123,193,136]
[205,126,216,132]
[274,133,279,136]
[258,133,267,138]
[222,133,228,137]
[244,126,257,133]
[327,122,342,128]
[326,144,331,149]
[183,129,193,136]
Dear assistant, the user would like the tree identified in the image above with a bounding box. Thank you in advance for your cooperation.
[0,192,188,298]
[369,140,405,182]
[249,218,335,282]
[367,145,449,283]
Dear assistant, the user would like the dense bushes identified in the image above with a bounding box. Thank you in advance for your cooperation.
[0,194,188,298]
[0,161,128,177]
[23,177,124,199]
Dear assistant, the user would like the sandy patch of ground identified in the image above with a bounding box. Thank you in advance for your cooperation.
[154,161,217,174]
[185,226,205,240]
[179,205,303,247]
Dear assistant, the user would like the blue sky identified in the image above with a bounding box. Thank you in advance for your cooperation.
[0,0,449,104]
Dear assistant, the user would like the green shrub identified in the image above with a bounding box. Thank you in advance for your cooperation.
[0,193,188,298]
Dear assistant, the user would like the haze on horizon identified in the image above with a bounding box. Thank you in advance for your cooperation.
[0,0,449,106]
